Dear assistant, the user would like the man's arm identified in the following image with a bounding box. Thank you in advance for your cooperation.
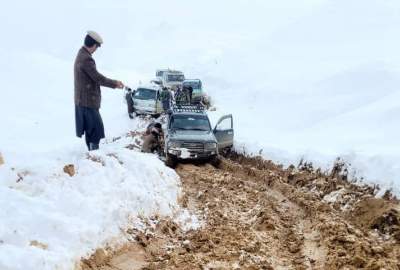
[81,57,120,88]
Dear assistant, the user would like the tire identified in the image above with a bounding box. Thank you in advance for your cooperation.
[165,154,177,168]
[220,146,233,157]
[210,155,221,168]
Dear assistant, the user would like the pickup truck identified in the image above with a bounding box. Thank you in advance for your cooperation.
[163,105,234,167]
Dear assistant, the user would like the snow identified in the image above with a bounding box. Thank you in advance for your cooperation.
[1,0,400,268]
[0,129,180,270]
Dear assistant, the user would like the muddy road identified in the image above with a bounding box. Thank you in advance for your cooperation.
[81,153,400,270]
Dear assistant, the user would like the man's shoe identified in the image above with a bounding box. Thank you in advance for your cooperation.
[89,143,99,151]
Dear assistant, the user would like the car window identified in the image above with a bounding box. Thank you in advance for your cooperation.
[216,117,232,130]
[170,115,211,131]
[167,74,185,82]
[133,88,157,100]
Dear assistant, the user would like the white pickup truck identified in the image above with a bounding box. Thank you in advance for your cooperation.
[125,84,164,117]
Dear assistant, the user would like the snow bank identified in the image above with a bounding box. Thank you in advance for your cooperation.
[0,135,180,270]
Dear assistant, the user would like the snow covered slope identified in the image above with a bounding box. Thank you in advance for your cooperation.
[0,119,180,270]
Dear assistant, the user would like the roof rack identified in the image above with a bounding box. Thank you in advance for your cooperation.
[172,104,205,113]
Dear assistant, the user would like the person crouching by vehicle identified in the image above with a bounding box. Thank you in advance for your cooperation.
[74,31,124,151]
[141,127,161,153]
[145,122,162,135]
[160,87,171,112]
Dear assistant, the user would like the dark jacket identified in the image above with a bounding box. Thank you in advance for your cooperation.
[74,47,117,109]
[160,89,171,102]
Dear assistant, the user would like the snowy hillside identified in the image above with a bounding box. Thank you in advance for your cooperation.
[1,0,400,268]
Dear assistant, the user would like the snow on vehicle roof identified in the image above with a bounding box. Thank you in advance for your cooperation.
[137,83,161,90]
[165,70,184,74]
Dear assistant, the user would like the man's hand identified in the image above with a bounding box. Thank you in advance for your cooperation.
[115,81,124,89]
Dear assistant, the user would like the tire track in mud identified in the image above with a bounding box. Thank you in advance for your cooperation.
[80,152,400,270]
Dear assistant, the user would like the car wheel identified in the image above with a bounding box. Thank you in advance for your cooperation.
[220,146,233,157]
[165,154,177,168]
[210,155,221,168]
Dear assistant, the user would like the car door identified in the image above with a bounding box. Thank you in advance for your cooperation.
[213,114,234,149]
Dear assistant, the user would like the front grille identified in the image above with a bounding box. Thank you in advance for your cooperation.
[181,142,204,151]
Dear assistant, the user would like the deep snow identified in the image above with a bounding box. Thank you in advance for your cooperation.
[1,0,400,268]
[0,119,181,270]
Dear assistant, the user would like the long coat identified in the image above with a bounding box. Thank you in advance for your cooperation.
[160,89,171,111]
[74,47,118,109]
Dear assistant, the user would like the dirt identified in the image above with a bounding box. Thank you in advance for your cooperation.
[79,150,400,270]
[63,164,75,177]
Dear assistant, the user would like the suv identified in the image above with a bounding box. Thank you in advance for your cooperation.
[163,105,234,167]
[127,84,164,117]
[160,70,185,90]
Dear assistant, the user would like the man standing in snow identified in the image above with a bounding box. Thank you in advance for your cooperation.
[160,87,171,112]
[74,31,124,151]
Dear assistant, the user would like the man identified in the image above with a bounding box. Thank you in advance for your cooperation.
[160,87,171,112]
[74,31,124,151]
[175,85,188,105]
[141,128,161,153]
[145,122,162,135]
[186,86,193,104]
[125,87,135,119]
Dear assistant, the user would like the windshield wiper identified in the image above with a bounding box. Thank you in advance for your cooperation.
[191,128,209,131]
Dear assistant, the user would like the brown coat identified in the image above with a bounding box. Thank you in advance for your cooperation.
[74,47,117,109]
[141,133,159,153]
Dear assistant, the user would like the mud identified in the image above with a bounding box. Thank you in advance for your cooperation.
[63,164,75,177]
[80,151,400,270]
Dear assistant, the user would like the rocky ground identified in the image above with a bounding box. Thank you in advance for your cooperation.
[79,147,400,270]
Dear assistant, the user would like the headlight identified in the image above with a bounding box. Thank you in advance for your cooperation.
[168,141,181,148]
[205,142,217,149]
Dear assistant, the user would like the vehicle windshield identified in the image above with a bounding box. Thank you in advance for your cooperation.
[170,114,211,131]
[183,81,201,89]
[167,74,185,82]
[134,88,157,100]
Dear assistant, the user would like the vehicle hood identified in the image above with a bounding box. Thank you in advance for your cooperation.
[168,130,216,142]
